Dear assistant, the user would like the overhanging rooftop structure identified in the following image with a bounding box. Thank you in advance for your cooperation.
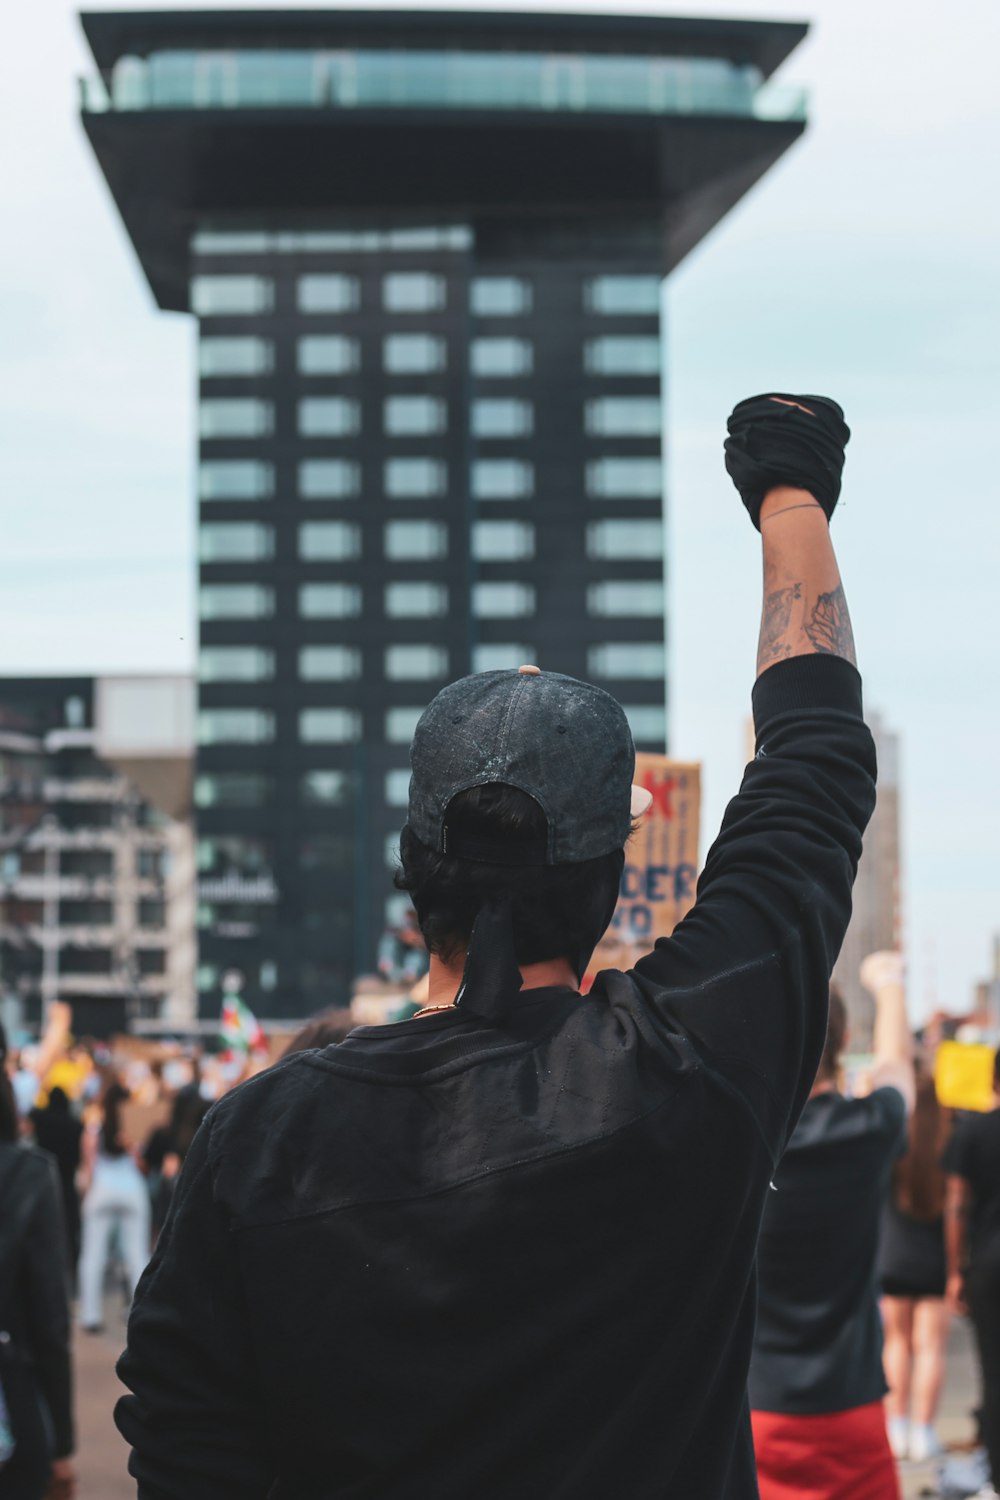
[80,9,808,311]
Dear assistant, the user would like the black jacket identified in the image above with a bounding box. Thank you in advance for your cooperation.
[0,1143,74,1458]
[116,655,876,1499]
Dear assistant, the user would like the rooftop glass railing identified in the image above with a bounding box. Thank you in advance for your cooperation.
[80,49,806,123]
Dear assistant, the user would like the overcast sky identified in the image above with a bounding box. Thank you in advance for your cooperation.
[0,0,997,1020]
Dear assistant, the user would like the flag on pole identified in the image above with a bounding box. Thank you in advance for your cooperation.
[219,971,268,1057]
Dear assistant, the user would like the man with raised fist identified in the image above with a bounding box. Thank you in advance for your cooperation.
[116,396,874,1500]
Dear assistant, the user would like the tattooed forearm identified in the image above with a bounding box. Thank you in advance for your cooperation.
[757,582,801,673]
[804,585,857,664]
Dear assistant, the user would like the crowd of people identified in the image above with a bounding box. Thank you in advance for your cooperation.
[2,396,998,1499]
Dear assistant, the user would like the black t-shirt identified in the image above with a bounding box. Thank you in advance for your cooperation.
[750,1087,907,1415]
[114,655,878,1500]
[943,1108,1000,1253]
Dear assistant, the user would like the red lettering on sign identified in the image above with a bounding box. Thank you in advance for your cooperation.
[639,772,676,819]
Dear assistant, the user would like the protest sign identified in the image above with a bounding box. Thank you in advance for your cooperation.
[584,754,701,986]
[934,1039,997,1113]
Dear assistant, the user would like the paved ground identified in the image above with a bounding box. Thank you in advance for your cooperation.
[73,1299,983,1499]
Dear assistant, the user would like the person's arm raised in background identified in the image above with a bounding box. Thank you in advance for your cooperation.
[632,394,877,1158]
[859,950,916,1115]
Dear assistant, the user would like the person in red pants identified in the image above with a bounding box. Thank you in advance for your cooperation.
[750,952,915,1500]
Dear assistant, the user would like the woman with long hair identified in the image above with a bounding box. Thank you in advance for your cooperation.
[77,1079,150,1334]
[0,1022,76,1498]
[880,1058,953,1461]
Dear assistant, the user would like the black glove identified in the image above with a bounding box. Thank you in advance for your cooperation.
[724,393,850,529]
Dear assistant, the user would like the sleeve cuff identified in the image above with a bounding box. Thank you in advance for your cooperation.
[752,654,864,736]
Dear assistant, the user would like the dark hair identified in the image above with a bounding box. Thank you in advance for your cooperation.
[100,1081,130,1158]
[894,1060,951,1221]
[282,1009,355,1059]
[0,1022,17,1145]
[168,1084,210,1162]
[396,783,624,974]
[817,985,848,1083]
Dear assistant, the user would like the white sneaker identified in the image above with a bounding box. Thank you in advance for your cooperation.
[967,1487,1000,1500]
[887,1414,909,1460]
[909,1424,944,1462]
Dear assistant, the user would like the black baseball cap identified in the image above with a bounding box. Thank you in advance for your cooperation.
[407,665,652,866]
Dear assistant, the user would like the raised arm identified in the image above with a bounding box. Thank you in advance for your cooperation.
[631,394,875,1155]
[859,950,915,1113]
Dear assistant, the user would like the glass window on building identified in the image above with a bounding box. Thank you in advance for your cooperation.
[383,272,446,313]
[384,396,447,437]
[301,770,351,805]
[299,521,361,561]
[472,459,534,500]
[471,399,533,439]
[384,768,412,808]
[384,520,448,561]
[299,645,362,680]
[586,520,663,560]
[384,457,447,499]
[199,646,274,682]
[194,773,272,808]
[472,581,536,617]
[197,709,274,745]
[472,338,533,378]
[471,277,532,317]
[297,274,359,314]
[584,276,661,316]
[199,523,273,562]
[385,645,449,681]
[199,399,273,438]
[199,583,274,619]
[586,457,664,499]
[585,397,662,438]
[473,644,533,672]
[623,705,667,747]
[298,397,360,437]
[584,336,661,377]
[588,580,664,617]
[589,643,666,679]
[384,334,447,375]
[297,334,359,375]
[299,582,362,618]
[299,708,361,744]
[472,520,535,561]
[191,275,273,316]
[196,835,274,876]
[385,707,422,744]
[199,336,273,377]
[199,460,274,501]
[384,582,449,618]
[298,459,360,500]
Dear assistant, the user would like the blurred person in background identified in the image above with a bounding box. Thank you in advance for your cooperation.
[140,1083,210,1243]
[28,1090,83,1276]
[376,907,429,987]
[943,1047,1000,1500]
[750,952,914,1500]
[280,1010,355,1059]
[77,1081,150,1334]
[879,1056,954,1462]
[0,1024,75,1500]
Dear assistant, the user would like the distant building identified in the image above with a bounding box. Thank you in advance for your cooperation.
[0,677,195,1038]
[80,8,809,1018]
[833,712,901,1051]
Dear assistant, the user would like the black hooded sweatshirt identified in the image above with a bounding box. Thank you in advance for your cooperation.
[115,654,876,1500]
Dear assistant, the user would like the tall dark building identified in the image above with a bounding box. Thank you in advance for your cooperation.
[80,10,808,1019]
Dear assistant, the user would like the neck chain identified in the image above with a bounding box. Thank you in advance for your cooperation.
[412,1002,456,1018]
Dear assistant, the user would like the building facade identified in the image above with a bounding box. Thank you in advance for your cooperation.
[0,677,195,1038]
[833,712,902,1052]
[80,10,808,1018]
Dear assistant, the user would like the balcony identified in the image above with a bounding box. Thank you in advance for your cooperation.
[80,49,805,124]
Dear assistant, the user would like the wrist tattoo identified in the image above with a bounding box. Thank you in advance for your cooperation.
[757,583,801,673]
[805,584,857,664]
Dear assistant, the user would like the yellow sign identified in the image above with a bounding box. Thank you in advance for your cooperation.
[585,755,701,985]
[935,1040,997,1113]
